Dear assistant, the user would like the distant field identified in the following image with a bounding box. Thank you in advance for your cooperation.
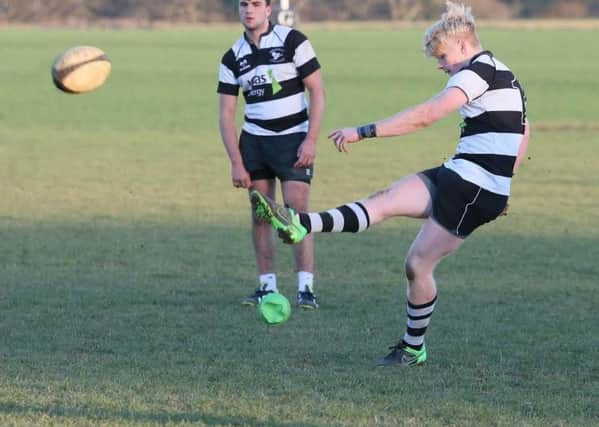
[0,26,597,426]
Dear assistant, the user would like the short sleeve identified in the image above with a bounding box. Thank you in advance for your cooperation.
[285,29,320,79]
[446,69,489,102]
[217,49,239,95]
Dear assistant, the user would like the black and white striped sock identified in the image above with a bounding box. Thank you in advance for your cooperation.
[298,202,370,233]
[401,296,437,351]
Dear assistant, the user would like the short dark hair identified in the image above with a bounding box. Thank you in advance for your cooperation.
[241,0,271,5]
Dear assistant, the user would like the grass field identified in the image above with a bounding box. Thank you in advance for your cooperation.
[1,24,598,426]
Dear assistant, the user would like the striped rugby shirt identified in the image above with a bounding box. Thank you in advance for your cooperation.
[217,22,320,136]
[444,51,527,196]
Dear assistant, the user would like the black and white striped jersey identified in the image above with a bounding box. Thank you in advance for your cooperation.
[217,22,320,136]
[444,51,527,196]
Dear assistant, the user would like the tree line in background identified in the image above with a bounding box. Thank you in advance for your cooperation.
[1,0,598,23]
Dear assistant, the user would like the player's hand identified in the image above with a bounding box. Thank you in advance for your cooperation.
[294,139,316,167]
[231,164,251,189]
[328,127,360,153]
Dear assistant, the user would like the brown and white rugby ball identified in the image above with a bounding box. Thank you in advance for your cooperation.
[52,46,111,94]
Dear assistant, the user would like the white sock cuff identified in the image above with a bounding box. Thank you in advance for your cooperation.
[297,271,314,292]
[259,273,277,291]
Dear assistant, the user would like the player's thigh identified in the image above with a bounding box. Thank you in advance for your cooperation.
[239,131,263,172]
[240,132,277,182]
[361,173,433,221]
[264,133,314,183]
[281,180,311,211]
[406,218,464,271]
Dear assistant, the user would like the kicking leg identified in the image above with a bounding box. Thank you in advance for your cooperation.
[360,173,433,224]
[251,173,432,243]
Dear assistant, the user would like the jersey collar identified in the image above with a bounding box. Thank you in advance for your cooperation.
[455,50,493,74]
[469,50,493,65]
[243,21,275,50]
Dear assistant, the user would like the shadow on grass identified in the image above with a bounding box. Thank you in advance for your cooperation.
[0,220,597,424]
[0,401,317,426]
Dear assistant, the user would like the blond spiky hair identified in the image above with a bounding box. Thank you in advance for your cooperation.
[423,1,479,57]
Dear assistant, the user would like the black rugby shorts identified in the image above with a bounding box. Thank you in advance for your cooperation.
[418,165,508,238]
[239,131,313,184]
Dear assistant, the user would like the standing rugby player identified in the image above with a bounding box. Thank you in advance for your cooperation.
[218,0,325,308]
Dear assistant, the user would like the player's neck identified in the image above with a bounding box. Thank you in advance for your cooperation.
[466,45,484,61]
[245,22,270,46]
[459,46,484,69]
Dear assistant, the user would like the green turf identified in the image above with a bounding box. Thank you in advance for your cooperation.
[0,26,598,426]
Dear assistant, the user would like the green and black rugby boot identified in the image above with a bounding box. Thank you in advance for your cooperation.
[250,190,307,244]
[375,341,427,367]
[241,286,274,306]
[296,289,319,309]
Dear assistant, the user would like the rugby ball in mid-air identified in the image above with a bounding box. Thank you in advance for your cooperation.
[52,46,111,94]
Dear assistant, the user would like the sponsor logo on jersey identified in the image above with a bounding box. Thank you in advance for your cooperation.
[238,58,251,72]
[267,69,282,95]
[249,74,268,87]
[269,48,286,63]
[245,73,269,97]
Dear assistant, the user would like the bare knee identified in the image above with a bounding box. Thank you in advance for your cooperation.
[404,255,418,282]
[404,252,431,282]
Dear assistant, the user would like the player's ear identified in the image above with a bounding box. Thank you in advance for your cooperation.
[458,38,466,55]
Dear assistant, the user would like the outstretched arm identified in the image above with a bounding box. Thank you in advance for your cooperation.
[328,86,467,153]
